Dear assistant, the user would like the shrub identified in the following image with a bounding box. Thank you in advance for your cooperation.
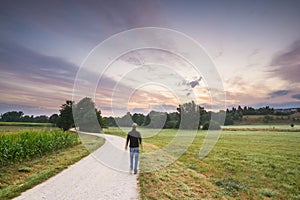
[202,120,221,130]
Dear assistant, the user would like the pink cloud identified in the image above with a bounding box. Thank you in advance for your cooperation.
[269,40,300,83]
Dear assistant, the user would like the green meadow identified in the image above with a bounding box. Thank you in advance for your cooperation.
[106,127,300,199]
[223,124,300,131]
[1,125,299,199]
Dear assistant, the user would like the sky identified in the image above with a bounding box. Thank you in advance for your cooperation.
[0,0,300,116]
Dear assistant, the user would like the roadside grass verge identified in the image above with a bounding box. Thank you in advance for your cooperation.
[0,128,104,200]
[105,128,300,199]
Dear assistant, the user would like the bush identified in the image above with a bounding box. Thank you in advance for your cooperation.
[164,121,178,129]
[202,120,221,130]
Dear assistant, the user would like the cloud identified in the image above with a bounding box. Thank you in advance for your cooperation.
[0,40,81,111]
[0,40,134,114]
[0,102,57,116]
[268,90,289,98]
[0,0,165,42]
[151,104,177,112]
[189,78,202,88]
[292,94,300,100]
[0,40,77,86]
[269,40,300,83]
[0,41,191,116]
[177,77,202,97]
[248,48,261,58]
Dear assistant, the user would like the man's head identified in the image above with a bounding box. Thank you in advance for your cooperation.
[132,123,137,129]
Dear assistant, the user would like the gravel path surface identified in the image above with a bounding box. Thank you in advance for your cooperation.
[14,133,139,200]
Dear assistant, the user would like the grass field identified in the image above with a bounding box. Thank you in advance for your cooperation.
[0,122,54,127]
[223,124,300,131]
[0,126,104,200]
[236,115,298,125]
[1,125,299,199]
[105,127,300,199]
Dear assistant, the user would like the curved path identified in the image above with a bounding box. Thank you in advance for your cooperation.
[14,132,138,200]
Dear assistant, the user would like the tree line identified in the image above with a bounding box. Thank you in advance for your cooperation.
[2,99,298,132]
[106,104,299,129]
[0,98,105,132]
[54,98,106,131]
[0,111,55,123]
[105,101,224,130]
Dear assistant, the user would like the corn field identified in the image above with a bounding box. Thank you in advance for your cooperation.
[0,130,80,166]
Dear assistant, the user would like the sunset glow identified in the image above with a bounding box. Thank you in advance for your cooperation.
[1,1,300,116]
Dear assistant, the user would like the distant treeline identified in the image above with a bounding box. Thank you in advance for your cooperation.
[0,111,58,123]
[227,106,298,116]
[104,105,300,128]
[1,104,299,129]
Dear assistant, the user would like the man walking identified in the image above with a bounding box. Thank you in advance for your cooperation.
[125,123,142,174]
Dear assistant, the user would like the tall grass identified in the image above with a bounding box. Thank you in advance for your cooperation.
[0,130,79,166]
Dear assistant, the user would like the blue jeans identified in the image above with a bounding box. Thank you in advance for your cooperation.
[130,147,139,173]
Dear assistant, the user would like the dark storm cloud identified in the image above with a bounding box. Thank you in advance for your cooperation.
[268,90,289,98]
[270,40,300,83]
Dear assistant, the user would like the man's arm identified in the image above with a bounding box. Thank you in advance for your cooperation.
[125,134,129,150]
[139,135,143,150]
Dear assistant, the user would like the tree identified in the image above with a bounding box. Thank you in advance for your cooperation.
[115,112,132,127]
[73,97,106,132]
[21,115,33,122]
[177,101,200,130]
[104,116,117,127]
[224,112,234,125]
[96,109,107,128]
[166,112,180,128]
[144,111,167,129]
[49,114,59,125]
[34,115,49,123]
[0,111,24,122]
[57,100,74,131]
[163,113,179,129]
[202,120,221,130]
[132,113,145,126]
